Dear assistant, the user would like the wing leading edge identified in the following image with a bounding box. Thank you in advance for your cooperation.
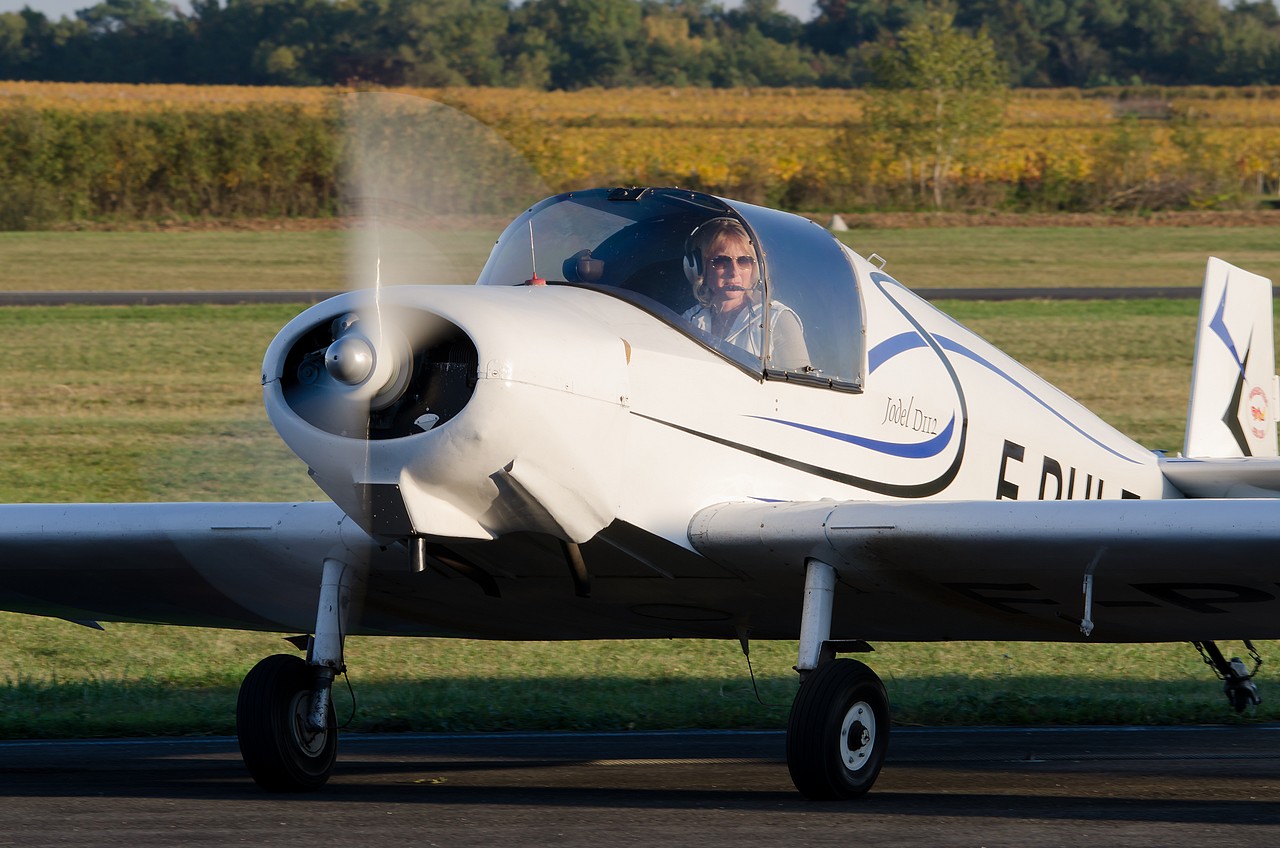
[0,502,359,632]
[690,498,1280,642]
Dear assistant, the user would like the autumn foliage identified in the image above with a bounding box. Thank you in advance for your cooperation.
[1,82,1278,228]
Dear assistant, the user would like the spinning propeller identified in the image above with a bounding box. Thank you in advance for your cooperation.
[281,92,551,441]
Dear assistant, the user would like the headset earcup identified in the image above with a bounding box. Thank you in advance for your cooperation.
[682,247,702,285]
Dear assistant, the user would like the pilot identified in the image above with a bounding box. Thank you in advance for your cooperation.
[682,217,810,371]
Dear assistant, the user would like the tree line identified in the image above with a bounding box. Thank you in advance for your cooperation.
[1,0,1279,89]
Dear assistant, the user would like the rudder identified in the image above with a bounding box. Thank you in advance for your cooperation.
[1184,257,1277,458]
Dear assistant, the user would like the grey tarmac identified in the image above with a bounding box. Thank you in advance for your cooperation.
[1,726,1278,847]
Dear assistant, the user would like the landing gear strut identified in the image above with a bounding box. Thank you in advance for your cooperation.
[1194,640,1263,713]
[237,555,366,791]
[785,560,889,800]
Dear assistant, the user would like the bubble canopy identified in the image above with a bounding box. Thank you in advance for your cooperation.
[476,187,864,391]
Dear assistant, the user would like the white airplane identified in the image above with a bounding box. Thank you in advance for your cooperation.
[1,184,1277,801]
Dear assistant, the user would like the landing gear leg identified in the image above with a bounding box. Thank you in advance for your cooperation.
[1194,640,1263,713]
[786,560,889,800]
[237,556,365,791]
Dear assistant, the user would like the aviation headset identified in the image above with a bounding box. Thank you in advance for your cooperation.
[683,217,754,286]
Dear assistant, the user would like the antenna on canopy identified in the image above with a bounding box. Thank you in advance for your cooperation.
[526,219,545,286]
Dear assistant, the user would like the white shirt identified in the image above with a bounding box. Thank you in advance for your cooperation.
[682,300,809,370]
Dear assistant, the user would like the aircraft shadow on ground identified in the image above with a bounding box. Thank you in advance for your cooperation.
[2,729,1279,826]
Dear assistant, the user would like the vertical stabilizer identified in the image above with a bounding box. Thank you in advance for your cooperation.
[1184,257,1277,457]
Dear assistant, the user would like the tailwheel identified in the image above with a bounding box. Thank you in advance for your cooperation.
[786,658,889,800]
[236,654,338,792]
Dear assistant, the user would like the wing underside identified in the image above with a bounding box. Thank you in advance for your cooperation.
[0,502,350,632]
[691,498,1280,642]
[7,497,1280,644]
[0,502,765,641]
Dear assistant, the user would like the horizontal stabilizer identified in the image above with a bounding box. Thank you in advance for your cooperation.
[1159,455,1280,498]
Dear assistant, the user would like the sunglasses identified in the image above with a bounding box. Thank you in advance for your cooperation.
[707,254,757,271]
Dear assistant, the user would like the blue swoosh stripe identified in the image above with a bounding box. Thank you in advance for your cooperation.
[843,294,1140,466]
[1208,284,1245,375]
[933,335,1141,465]
[868,331,927,374]
[749,414,956,459]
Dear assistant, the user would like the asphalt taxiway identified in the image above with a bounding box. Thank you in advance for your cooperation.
[2,726,1278,846]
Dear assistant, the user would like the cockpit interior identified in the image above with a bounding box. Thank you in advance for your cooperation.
[477,187,865,391]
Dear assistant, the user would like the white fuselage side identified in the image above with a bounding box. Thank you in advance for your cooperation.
[607,247,1171,550]
[266,246,1171,559]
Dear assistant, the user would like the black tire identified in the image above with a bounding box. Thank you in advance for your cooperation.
[1229,682,1257,713]
[236,654,337,792]
[786,658,889,800]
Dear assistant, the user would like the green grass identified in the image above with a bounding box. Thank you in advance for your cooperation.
[0,305,314,501]
[1,614,1266,738]
[0,229,1275,737]
[0,228,499,292]
[1,225,1278,292]
[837,227,1280,289]
[0,231,345,292]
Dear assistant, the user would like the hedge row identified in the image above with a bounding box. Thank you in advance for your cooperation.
[0,106,339,229]
[3,89,1280,228]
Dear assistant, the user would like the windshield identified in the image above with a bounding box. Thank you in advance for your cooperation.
[477,187,863,389]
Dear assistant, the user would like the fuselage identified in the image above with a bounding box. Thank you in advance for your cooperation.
[265,257,1170,556]
[255,188,1182,642]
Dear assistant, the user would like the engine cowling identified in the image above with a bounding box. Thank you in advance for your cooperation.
[262,285,632,543]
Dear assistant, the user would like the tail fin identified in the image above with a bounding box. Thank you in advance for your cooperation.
[1184,257,1277,458]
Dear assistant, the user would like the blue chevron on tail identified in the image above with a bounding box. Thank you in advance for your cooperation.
[1184,257,1278,458]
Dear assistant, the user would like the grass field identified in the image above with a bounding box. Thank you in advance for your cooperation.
[0,615,1257,738]
[0,226,1276,738]
[3,224,1280,291]
[844,226,1280,289]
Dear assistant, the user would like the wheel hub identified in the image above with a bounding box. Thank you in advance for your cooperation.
[839,701,876,771]
[288,692,330,757]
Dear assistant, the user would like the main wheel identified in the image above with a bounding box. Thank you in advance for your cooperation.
[786,658,889,800]
[236,654,338,792]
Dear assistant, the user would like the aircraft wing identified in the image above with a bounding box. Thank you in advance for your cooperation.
[690,498,1280,642]
[8,496,1280,645]
[0,502,356,632]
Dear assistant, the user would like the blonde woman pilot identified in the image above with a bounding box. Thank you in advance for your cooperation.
[681,217,810,372]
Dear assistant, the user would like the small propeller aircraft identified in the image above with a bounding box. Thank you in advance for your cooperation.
[1,104,1278,801]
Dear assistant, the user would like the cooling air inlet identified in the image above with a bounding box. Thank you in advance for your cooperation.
[279,308,478,440]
